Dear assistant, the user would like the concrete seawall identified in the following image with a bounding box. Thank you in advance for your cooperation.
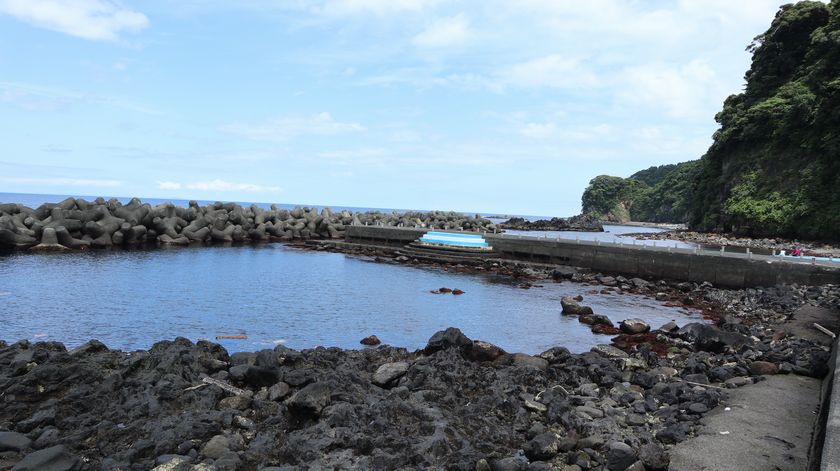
[818,336,840,470]
[345,225,840,288]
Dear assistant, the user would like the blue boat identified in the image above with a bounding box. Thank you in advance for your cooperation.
[416,231,493,251]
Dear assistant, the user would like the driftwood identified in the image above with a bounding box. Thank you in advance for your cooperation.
[677,379,726,390]
[813,323,836,339]
[200,376,248,396]
[535,384,570,400]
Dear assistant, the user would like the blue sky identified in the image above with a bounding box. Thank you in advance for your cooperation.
[0,0,792,216]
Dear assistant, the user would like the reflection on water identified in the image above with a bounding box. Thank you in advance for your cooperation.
[0,244,703,354]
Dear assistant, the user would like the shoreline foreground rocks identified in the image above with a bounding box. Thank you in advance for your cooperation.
[0,197,498,251]
[1,270,836,471]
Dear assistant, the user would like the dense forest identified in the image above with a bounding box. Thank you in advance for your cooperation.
[581,162,700,223]
[581,0,840,240]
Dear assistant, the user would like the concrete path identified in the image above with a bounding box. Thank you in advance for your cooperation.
[669,375,821,471]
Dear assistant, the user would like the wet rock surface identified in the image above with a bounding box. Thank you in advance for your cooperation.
[620,319,651,335]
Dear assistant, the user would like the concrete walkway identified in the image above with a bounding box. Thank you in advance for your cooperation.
[669,375,821,471]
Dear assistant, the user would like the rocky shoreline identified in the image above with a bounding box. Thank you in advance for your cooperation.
[624,230,840,257]
[2,244,837,470]
[0,197,497,251]
[500,215,604,233]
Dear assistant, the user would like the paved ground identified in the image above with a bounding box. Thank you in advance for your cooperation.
[669,374,821,471]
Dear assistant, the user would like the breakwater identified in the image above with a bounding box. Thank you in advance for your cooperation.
[0,197,497,250]
[4,197,840,289]
[345,226,840,288]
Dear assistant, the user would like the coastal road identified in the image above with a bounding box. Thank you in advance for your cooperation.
[668,374,821,471]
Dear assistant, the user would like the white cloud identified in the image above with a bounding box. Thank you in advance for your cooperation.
[156,181,182,190]
[620,59,721,118]
[315,0,439,16]
[317,147,388,160]
[0,81,160,114]
[519,122,556,139]
[500,55,600,89]
[0,0,149,41]
[185,179,281,193]
[0,177,121,187]
[158,179,281,193]
[362,55,600,92]
[518,0,688,42]
[0,81,73,111]
[412,13,470,48]
[517,120,613,140]
[222,112,365,142]
[389,129,422,143]
[504,0,784,44]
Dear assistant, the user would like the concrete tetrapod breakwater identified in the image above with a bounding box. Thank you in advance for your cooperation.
[0,197,498,250]
[345,226,840,288]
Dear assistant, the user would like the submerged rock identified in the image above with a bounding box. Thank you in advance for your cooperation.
[360,335,381,346]
[620,318,651,334]
[579,313,613,326]
[561,296,594,315]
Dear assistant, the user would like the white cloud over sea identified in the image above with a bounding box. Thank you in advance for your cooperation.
[158,179,280,194]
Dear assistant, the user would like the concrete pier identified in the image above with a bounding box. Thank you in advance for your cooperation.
[345,226,840,288]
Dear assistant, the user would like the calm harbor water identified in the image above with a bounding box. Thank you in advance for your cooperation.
[0,244,703,354]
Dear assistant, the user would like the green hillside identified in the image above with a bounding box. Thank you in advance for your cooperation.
[581,161,699,223]
[581,1,840,240]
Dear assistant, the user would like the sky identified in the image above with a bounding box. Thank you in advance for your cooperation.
[0,0,795,216]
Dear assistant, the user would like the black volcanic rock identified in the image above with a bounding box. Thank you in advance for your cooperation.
[500,214,603,232]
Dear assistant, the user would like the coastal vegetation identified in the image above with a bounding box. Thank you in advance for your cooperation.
[581,0,840,240]
[581,161,700,224]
